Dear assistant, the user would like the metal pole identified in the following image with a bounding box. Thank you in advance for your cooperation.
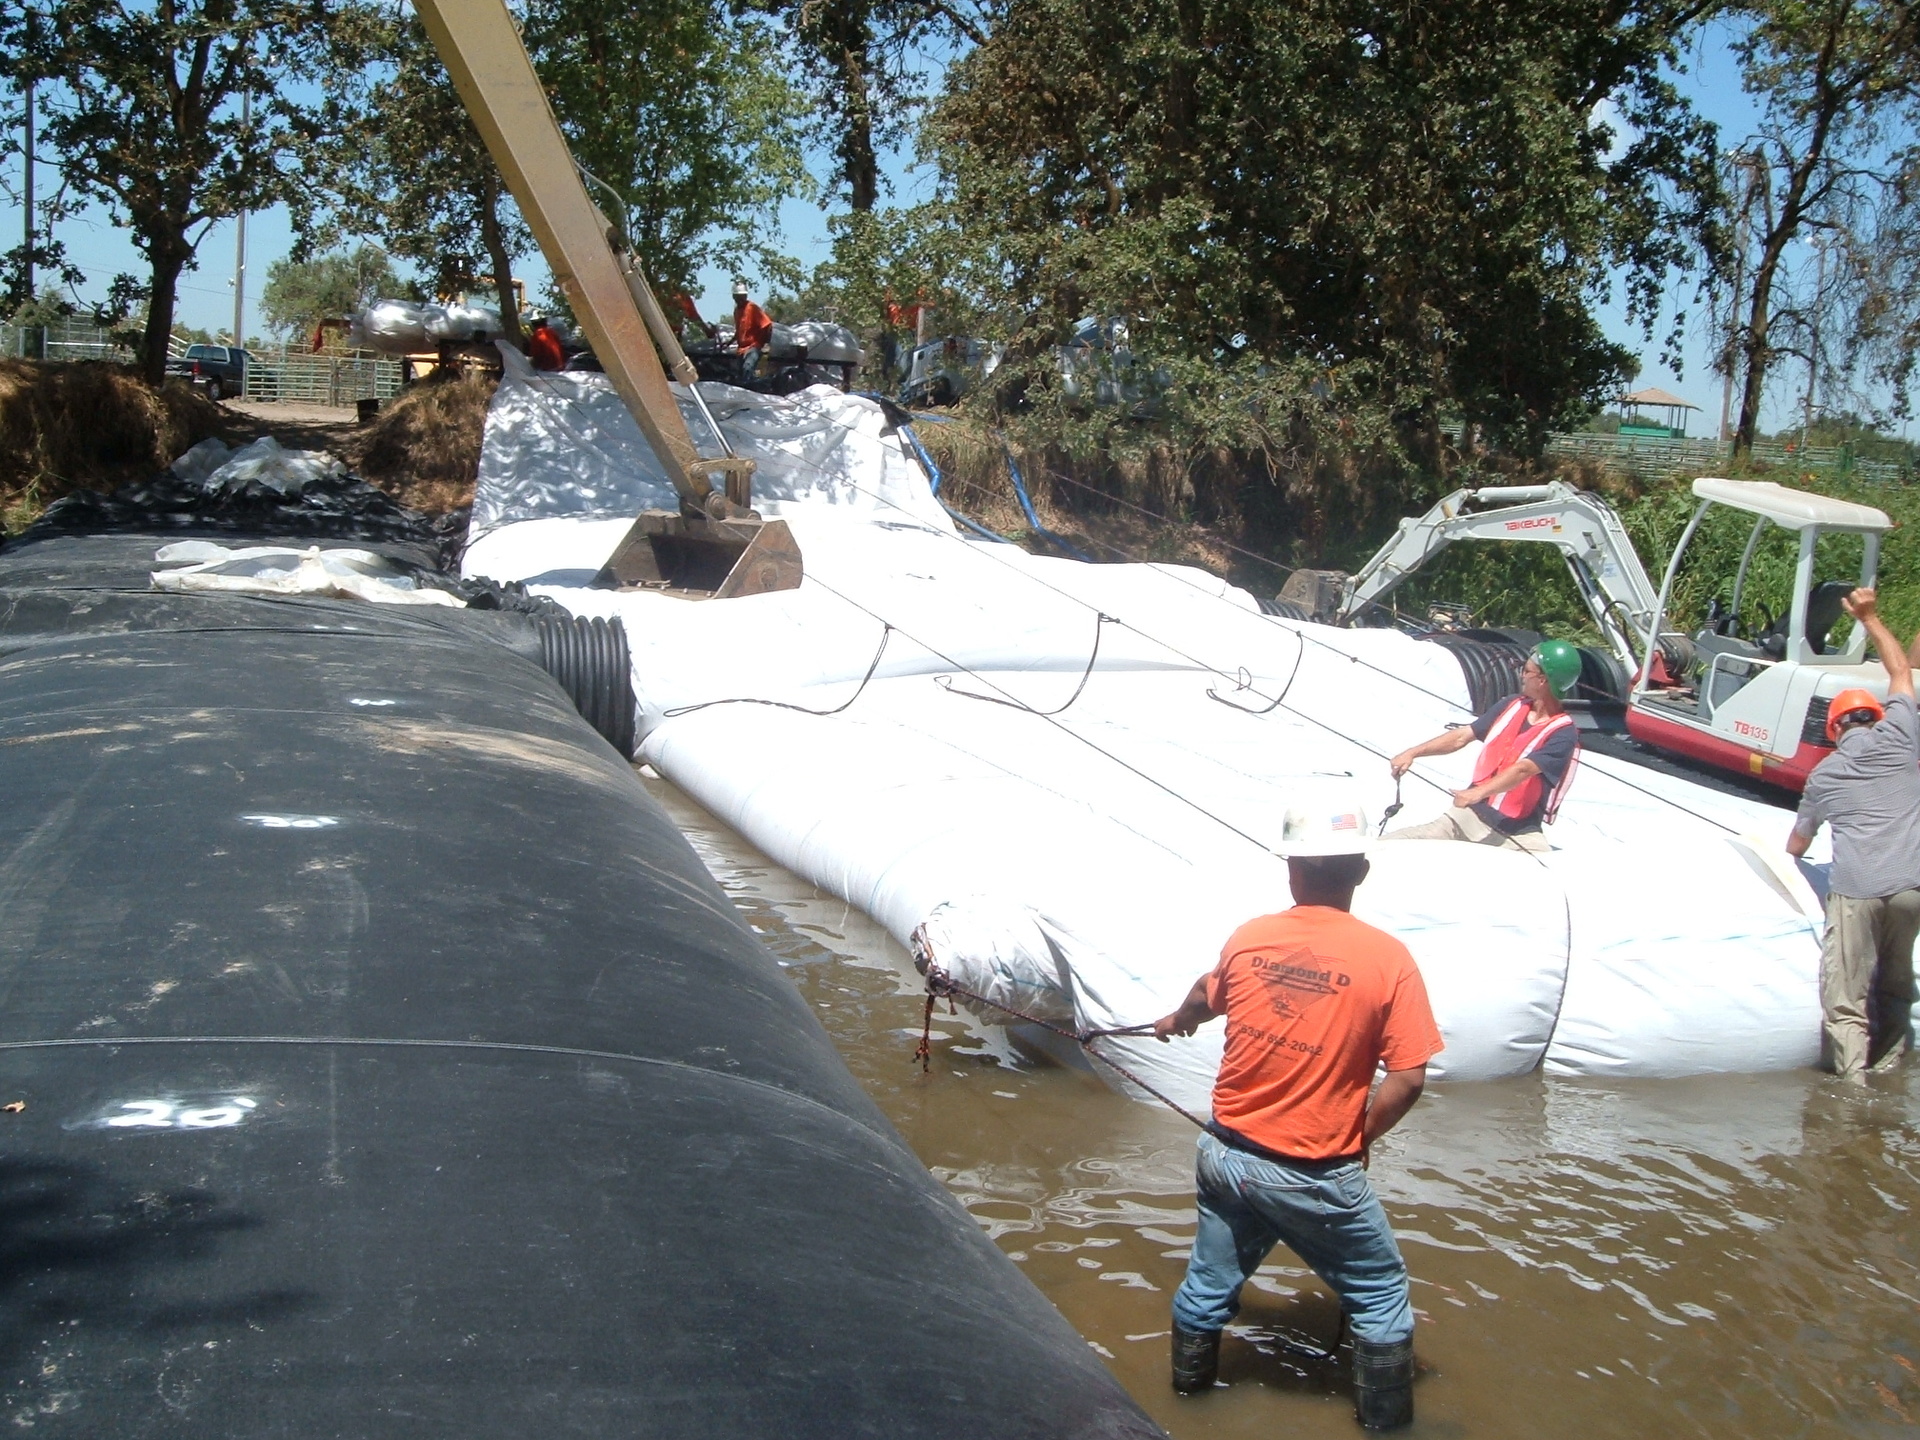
[232,88,250,392]
[22,75,33,303]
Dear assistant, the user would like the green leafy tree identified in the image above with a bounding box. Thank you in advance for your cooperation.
[0,0,385,384]
[522,0,811,298]
[742,0,989,212]
[259,244,408,341]
[342,9,531,346]
[926,0,1722,462]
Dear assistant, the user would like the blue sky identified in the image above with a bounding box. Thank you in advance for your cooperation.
[1,17,1871,435]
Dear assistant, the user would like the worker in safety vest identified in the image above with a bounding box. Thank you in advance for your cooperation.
[527,314,565,371]
[1382,639,1583,853]
[1152,782,1442,1430]
[1786,588,1920,1083]
[731,281,773,380]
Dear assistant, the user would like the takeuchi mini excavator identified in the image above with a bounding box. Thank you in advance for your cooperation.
[1279,477,1896,793]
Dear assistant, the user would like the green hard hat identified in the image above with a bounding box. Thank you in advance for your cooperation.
[1530,639,1582,700]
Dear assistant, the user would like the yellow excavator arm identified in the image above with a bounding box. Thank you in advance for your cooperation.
[414,0,800,596]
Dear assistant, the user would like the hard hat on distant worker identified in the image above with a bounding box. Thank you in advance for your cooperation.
[732,280,750,299]
[1530,639,1582,700]
[1826,687,1885,742]
[1274,782,1371,858]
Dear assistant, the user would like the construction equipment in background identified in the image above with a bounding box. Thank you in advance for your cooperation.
[1279,477,1895,793]
[413,0,800,599]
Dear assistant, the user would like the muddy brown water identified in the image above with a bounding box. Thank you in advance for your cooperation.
[644,774,1920,1439]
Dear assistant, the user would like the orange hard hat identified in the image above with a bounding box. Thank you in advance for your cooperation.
[1826,688,1885,742]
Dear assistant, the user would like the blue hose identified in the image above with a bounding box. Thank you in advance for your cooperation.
[900,423,1016,545]
[997,436,1096,562]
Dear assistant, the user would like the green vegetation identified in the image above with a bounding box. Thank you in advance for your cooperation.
[260,246,410,342]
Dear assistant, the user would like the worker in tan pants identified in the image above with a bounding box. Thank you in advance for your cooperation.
[1788,590,1920,1081]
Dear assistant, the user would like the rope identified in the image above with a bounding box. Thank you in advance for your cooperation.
[915,962,1208,1129]
[801,573,1279,851]
[661,621,894,718]
[937,612,1113,715]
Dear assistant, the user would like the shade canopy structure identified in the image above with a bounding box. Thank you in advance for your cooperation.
[1619,387,1701,437]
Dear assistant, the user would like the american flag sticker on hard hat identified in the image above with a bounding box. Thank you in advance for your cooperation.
[1330,812,1360,831]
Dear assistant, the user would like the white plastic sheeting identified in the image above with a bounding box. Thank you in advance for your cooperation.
[462,356,1838,1111]
[170,436,346,495]
[350,297,505,354]
[465,345,946,550]
[152,542,464,607]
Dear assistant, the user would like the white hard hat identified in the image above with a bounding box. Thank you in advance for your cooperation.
[1274,783,1371,857]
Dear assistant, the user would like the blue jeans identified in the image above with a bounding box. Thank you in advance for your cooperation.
[1172,1131,1414,1344]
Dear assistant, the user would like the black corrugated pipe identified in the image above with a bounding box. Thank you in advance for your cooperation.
[534,614,637,759]
[1416,632,1527,712]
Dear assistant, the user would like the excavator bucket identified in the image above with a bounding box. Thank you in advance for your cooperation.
[595,512,803,598]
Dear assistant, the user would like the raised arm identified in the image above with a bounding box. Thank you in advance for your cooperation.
[1847,588,1913,699]
[1389,725,1475,778]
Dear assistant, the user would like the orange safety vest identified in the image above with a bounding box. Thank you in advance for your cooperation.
[1471,698,1579,825]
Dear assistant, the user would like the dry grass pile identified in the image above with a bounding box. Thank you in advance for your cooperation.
[355,372,496,514]
[0,360,223,532]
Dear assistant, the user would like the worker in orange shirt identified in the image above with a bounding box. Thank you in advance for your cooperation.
[526,314,565,371]
[732,281,773,380]
[1153,783,1443,1430]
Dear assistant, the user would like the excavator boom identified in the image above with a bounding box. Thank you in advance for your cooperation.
[414,0,799,597]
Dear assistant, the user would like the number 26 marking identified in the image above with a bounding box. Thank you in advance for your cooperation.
[104,1097,258,1130]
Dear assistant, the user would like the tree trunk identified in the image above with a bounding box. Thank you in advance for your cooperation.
[1732,244,1782,456]
[838,39,879,212]
[140,235,190,388]
[479,178,525,348]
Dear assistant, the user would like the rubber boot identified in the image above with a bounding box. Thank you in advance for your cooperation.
[1351,1336,1414,1429]
[1170,1323,1220,1394]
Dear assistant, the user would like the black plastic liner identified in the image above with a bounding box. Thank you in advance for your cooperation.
[0,532,639,758]
[20,469,470,568]
[0,534,1161,1438]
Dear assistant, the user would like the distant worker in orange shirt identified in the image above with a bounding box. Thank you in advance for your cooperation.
[526,313,565,371]
[1153,783,1443,1430]
[732,280,773,380]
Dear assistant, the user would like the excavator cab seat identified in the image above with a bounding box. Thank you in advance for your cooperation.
[1758,579,1854,659]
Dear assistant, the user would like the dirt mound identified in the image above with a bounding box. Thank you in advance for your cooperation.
[0,360,223,533]
[356,372,495,514]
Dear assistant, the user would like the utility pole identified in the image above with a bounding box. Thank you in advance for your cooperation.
[22,73,33,306]
[231,87,250,393]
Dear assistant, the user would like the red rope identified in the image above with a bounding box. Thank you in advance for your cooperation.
[915,964,1208,1129]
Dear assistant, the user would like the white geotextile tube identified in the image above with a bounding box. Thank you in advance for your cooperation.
[460,362,1840,1112]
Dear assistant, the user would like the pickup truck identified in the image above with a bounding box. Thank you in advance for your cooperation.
[166,344,251,401]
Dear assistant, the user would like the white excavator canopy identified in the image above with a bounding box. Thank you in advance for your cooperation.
[1691,477,1892,534]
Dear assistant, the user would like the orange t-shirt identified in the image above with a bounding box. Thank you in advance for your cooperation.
[735,301,773,352]
[1206,906,1443,1161]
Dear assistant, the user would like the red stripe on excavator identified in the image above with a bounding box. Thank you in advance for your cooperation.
[1623,706,1824,793]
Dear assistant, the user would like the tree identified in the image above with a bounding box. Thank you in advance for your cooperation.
[0,0,385,384]
[259,244,407,341]
[1720,0,1920,453]
[744,0,994,212]
[343,9,531,346]
[926,0,1722,460]
[521,0,810,298]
